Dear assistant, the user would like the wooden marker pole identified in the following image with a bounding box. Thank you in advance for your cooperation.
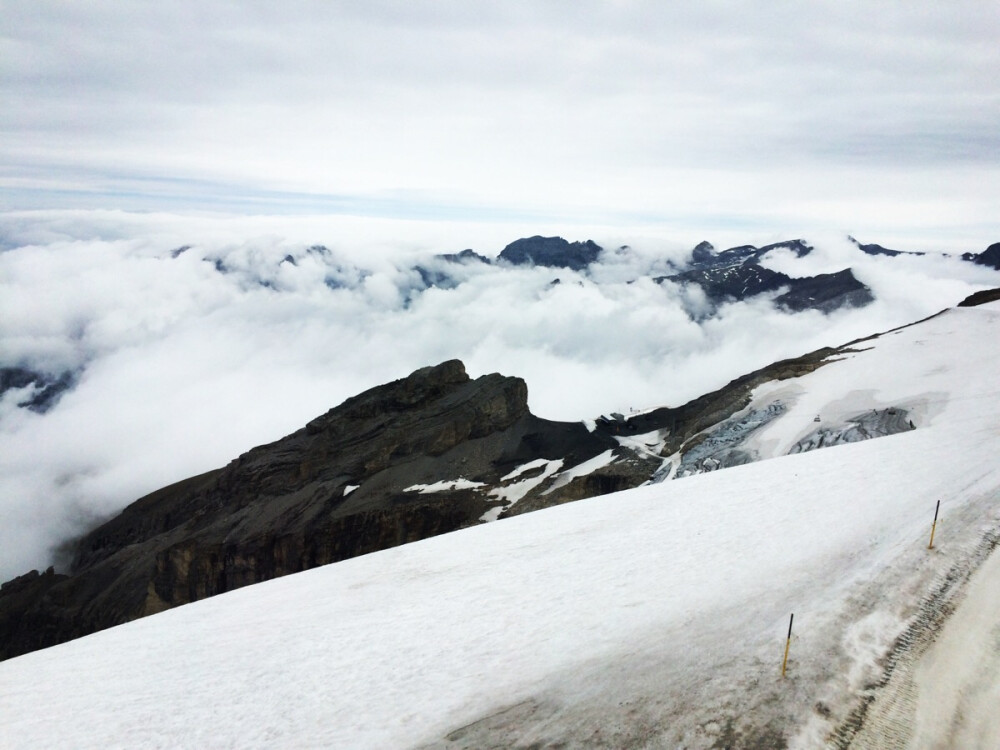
[928,500,941,550]
[781,613,794,678]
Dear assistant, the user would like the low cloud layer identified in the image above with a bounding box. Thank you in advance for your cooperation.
[1,211,998,580]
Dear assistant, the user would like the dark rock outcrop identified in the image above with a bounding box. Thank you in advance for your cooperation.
[0,366,77,413]
[972,242,1000,270]
[775,269,874,312]
[659,264,792,303]
[960,243,1000,269]
[498,236,603,271]
[658,263,873,313]
[957,287,1000,307]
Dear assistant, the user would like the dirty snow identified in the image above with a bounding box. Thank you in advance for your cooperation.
[1,303,999,748]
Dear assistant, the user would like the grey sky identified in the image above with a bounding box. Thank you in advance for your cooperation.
[2,0,999,244]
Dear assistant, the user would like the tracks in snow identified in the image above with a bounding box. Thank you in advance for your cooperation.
[827,527,1000,749]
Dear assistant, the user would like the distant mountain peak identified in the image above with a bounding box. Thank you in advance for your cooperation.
[691,241,716,264]
[498,236,603,270]
[969,242,1000,270]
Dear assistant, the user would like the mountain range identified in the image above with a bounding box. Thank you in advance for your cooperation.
[3,234,998,419]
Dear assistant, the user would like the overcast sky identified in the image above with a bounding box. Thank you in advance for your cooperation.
[2,0,999,247]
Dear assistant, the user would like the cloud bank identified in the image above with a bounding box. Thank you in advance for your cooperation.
[1,210,998,580]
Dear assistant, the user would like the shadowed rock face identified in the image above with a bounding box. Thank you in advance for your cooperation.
[961,242,1000,270]
[974,243,1000,270]
[958,287,1000,307]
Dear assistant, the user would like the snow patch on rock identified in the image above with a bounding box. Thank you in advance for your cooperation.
[405,478,487,494]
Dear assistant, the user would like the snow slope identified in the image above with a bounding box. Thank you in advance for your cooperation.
[1,303,999,748]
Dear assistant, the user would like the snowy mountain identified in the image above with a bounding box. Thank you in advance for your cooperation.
[0,310,937,659]
[2,295,998,748]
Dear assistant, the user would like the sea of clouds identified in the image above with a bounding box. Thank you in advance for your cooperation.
[1,210,997,580]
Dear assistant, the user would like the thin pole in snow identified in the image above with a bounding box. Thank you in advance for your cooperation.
[781,613,794,678]
[928,500,941,550]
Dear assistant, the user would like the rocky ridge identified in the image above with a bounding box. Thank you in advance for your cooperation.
[961,241,1000,269]
[0,335,922,660]
[659,240,874,313]
[0,361,619,660]
[497,235,603,270]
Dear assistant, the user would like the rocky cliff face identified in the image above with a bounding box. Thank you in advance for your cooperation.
[974,242,1000,270]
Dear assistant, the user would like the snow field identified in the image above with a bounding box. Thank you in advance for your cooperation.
[0,303,998,748]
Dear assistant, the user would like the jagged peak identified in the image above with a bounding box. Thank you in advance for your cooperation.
[498,236,603,270]
[691,241,716,264]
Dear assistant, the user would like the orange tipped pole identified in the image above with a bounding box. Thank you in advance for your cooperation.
[928,500,940,549]
[781,613,794,678]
